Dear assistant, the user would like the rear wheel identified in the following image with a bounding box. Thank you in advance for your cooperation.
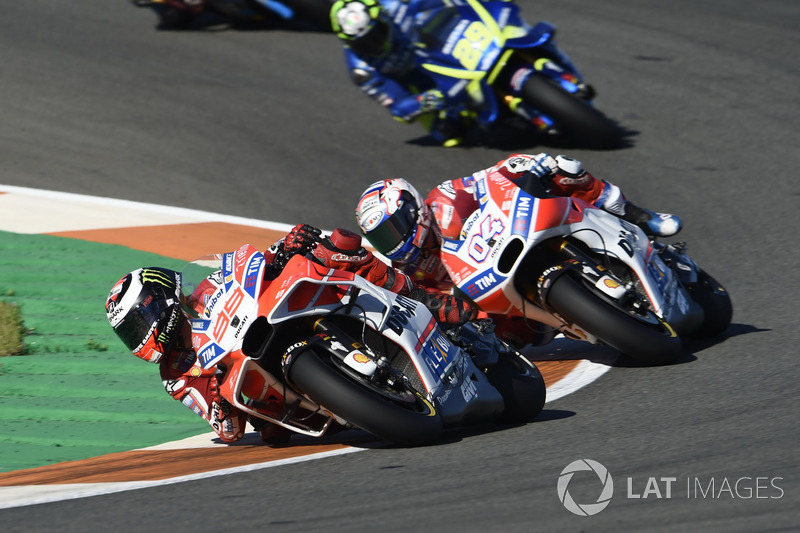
[521,75,623,149]
[484,347,546,423]
[546,273,683,365]
[287,346,443,446]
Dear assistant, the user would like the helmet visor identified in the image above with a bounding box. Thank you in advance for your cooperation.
[350,17,393,57]
[114,295,173,353]
[366,198,417,257]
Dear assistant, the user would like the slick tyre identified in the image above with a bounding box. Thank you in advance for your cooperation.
[485,348,547,423]
[687,270,733,338]
[546,273,683,365]
[521,75,623,149]
[287,347,443,446]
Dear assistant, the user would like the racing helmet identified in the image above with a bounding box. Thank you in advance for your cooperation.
[356,178,432,266]
[330,0,394,58]
[105,267,185,363]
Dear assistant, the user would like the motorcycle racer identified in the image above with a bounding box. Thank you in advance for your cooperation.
[329,0,477,147]
[105,226,475,445]
[353,152,683,346]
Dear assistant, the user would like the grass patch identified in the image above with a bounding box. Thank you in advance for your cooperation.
[0,300,26,356]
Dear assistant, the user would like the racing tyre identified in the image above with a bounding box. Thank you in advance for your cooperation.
[484,347,546,423]
[521,75,623,149]
[687,270,733,338]
[287,346,443,446]
[545,273,683,365]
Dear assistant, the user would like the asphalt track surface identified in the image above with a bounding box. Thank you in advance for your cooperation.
[1,0,798,531]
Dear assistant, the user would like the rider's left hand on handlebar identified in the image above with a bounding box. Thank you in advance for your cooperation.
[284,224,322,256]
[526,153,558,179]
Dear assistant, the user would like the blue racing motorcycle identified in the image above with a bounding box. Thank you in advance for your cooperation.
[417,0,623,148]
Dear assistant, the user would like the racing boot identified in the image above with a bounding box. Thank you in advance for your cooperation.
[620,202,683,238]
[550,155,682,237]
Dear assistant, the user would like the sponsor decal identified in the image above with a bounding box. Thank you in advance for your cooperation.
[512,195,532,236]
[233,315,249,339]
[164,378,185,395]
[360,209,384,231]
[462,270,504,298]
[140,268,176,289]
[350,352,371,364]
[460,374,478,402]
[467,215,505,262]
[386,295,419,336]
[442,19,470,55]
[442,239,461,253]
[197,343,224,368]
[437,181,456,199]
[203,287,225,318]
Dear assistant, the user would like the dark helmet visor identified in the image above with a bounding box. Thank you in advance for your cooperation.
[350,17,393,57]
[365,196,418,256]
[114,295,173,352]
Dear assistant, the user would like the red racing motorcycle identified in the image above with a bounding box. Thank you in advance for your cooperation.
[181,243,546,446]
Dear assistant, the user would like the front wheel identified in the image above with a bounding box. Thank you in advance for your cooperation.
[521,75,623,149]
[484,346,546,423]
[287,347,443,446]
[546,273,683,365]
[687,270,733,338]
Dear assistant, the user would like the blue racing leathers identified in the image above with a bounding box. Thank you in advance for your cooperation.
[341,0,470,144]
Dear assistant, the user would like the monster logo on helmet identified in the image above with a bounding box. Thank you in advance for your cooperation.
[140,268,178,289]
[105,267,184,364]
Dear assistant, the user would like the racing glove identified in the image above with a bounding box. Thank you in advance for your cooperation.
[418,89,446,113]
[408,287,477,326]
[283,224,322,256]
[496,153,558,181]
[311,229,415,295]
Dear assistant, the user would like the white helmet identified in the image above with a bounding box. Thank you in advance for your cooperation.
[355,178,431,265]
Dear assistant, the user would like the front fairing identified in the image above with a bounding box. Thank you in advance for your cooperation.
[182,245,266,370]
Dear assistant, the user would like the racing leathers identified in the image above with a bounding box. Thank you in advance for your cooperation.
[339,0,473,146]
